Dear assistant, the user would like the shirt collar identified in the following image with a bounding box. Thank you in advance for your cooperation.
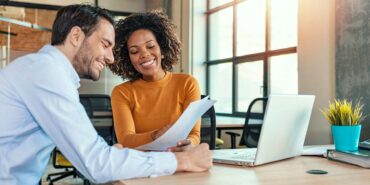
[39,45,80,88]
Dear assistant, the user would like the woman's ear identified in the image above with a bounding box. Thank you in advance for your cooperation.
[68,26,85,47]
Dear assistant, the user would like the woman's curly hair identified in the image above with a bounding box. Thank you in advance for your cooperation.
[109,10,181,81]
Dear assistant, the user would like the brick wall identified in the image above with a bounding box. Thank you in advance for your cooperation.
[0,7,56,52]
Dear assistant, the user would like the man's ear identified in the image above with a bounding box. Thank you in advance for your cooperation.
[68,26,85,47]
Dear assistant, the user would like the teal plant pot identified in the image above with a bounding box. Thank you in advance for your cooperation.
[332,125,361,151]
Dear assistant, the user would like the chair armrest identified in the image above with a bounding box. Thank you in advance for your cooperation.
[225,132,240,137]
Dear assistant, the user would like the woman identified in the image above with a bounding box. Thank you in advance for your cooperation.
[109,11,201,151]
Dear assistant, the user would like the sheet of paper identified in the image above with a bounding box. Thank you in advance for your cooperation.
[136,96,216,151]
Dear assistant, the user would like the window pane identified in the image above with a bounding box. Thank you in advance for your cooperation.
[236,0,266,56]
[269,54,298,94]
[209,0,233,9]
[236,61,264,112]
[209,63,232,113]
[209,7,233,60]
[270,0,297,50]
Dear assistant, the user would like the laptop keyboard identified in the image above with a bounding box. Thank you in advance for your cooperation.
[231,149,257,160]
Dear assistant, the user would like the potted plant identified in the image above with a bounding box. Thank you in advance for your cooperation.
[321,99,365,151]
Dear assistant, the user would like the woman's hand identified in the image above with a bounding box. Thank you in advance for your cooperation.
[113,143,123,149]
[167,139,193,152]
[151,124,172,140]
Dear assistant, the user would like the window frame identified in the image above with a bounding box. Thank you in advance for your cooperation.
[205,0,297,117]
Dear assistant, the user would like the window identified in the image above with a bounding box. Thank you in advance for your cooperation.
[206,0,298,116]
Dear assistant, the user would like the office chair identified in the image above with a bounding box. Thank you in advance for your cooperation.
[46,148,90,185]
[200,95,217,149]
[46,94,115,185]
[79,94,116,145]
[225,97,268,149]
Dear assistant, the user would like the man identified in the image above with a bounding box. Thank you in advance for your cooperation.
[0,4,212,185]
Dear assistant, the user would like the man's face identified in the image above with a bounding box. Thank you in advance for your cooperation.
[75,18,115,81]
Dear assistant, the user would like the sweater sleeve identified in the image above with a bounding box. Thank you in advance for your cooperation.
[183,76,201,145]
[111,85,155,148]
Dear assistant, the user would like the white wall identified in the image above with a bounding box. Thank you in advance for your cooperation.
[298,0,335,144]
[11,0,146,12]
[99,0,146,13]
[169,0,183,73]
[11,0,94,6]
[190,0,207,94]
[145,0,164,12]
[176,0,192,74]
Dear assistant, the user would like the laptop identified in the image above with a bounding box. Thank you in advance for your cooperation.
[212,94,315,167]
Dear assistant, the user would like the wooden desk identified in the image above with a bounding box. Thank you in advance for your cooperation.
[114,156,370,185]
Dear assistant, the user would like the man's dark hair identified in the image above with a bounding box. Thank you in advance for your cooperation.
[51,4,115,45]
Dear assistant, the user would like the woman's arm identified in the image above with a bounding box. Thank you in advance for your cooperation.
[111,86,156,148]
[183,76,201,145]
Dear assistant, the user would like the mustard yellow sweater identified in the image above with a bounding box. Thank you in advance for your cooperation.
[111,72,201,148]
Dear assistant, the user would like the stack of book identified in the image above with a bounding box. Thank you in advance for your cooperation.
[327,149,370,168]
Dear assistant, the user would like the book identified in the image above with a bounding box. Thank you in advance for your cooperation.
[327,149,370,168]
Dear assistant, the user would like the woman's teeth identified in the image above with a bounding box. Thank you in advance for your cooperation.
[141,59,154,67]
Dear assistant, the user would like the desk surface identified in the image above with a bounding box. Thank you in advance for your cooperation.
[115,156,370,185]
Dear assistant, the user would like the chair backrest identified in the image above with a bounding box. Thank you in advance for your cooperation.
[200,95,216,149]
[48,147,90,184]
[79,94,116,145]
[79,94,112,113]
[51,148,73,168]
[240,97,268,147]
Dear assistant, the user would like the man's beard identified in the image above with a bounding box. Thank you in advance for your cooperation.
[74,45,96,80]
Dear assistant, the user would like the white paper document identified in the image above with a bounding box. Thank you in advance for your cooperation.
[302,145,335,156]
[136,96,216,151]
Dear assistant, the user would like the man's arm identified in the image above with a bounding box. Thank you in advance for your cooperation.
[114,143,213,173]
[111,86,157,148]
[15,60,178,183]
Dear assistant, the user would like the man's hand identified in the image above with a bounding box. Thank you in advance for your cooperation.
[174,143,212,172]
[167,139,193,152]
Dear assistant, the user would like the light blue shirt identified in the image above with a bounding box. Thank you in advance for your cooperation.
[0,45,177,185]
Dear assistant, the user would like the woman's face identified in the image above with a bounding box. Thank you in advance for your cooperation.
[127,29,165,81]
